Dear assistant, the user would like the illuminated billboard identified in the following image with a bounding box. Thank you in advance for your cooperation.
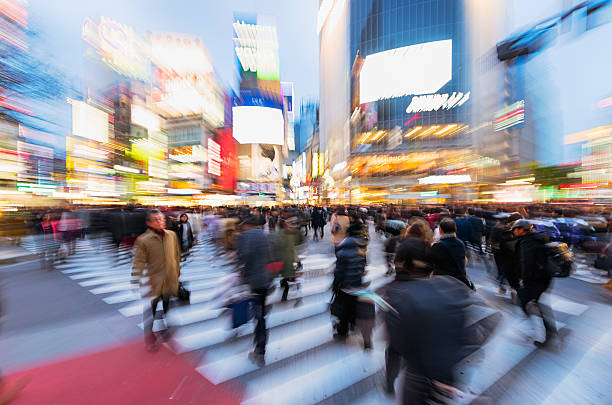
[70,99,109,143]
[494,100,525,131]
[359,40,452,104]
[232,106,284,145]
[82,17,150,81]
[207,138,221,177]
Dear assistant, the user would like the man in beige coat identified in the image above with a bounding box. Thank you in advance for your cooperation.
[132,209,181,351]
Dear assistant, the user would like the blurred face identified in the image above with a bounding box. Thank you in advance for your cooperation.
[147,213,166,231]
[180,214,188,223]
[513,227,527,237]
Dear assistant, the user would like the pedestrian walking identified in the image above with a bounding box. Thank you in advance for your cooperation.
[237,216,272,365]
[177,213,194,261]
[330,206,350,245]
[383,238,496,402]
[311,207,326,241]
[131,210,181,352]
[37,212,58,271]
[428,218,474,290]
[277,216,300,302]
[512,219,558,348]
[331,214,372,349]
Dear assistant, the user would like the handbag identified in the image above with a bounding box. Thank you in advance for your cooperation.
[329,292,344,318]
[177,282,190,303]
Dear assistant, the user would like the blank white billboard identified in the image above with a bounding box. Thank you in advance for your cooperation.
[359,39,452,104]
[232,106,284,145]
[71,100,109,143]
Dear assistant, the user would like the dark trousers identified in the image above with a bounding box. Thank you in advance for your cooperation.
[252,288,268,353]
[312,225,324,239]
[280,277,295,301]
[519,280,557,339]
[336,290,357,336]
[386,345,402,389]
[144,295,170,338]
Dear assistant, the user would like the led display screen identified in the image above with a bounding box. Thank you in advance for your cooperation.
[359,40,452,104]
[232,106,284,145]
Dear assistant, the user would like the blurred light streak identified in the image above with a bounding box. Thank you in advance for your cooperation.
[404,126,422,138]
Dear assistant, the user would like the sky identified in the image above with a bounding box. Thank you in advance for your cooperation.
[28,0,319,117]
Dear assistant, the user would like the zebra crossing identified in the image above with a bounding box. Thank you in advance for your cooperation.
[42,233,603,405]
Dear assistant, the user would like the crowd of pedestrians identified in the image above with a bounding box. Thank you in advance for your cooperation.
[2,202,611,404]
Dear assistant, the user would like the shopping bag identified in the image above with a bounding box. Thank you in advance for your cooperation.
[228,299,253,328]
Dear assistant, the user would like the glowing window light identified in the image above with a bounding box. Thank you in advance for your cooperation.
[436,124,458,135]
[312,153,319,177]
[418,175,472,185]
[207,138,221,177]
[404,126,422,138]
[360,40,452,104]
[415,125,440,138]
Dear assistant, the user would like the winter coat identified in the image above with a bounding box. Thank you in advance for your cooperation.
[383,275,494,384]
[330,214,350,245]
[311,209,326,227]
[132,229,181,298]
[468,216,485,244]
[237,228,272,290]
[454,217,473,244]
[517,231,551,282]
[278,229,298,279]
[178,221,194,251]
[428,236,472,289]
[334,236,368,290]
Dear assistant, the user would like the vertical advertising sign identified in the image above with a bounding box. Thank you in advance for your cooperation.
[216,128,237,192]
[207,138,221,177]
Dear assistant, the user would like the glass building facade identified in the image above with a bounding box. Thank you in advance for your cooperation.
[349,0,470,154]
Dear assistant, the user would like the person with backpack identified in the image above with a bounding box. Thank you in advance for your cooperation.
[511,219,558,348]
[427,218,474,290]
[330,206,350,246]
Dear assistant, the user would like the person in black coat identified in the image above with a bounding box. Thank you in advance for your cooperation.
[311,207,326,240]
[490,216,520,294]
[512,219,557,348]
[427,218,474,290]
[383,235,491,400]
[332,215,370,345]
[177,213,194,257]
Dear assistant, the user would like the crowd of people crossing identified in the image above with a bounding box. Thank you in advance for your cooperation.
[2,202,612,403]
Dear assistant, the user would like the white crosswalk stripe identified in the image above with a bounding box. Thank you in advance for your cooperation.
[50,230,597,405]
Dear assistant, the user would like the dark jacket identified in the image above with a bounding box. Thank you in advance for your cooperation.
[311,209,326,227]
[428,236,472,289]
[468,216,485,244]
[383,275,481,384]
[517,231,550,282]
[334,236,368,290]
[237,228,272,290]
[454,217,473,243]
[178,221,194,251]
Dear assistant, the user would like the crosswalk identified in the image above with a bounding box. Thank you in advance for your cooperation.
[43,232,604,405]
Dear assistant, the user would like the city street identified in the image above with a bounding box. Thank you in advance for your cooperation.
[1,224,610,404]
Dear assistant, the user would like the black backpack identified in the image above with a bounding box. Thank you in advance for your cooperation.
[545,242,574,277]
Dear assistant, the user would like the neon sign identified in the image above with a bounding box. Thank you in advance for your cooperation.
[207,138,221,177]
[494,100,525,131]
[405,92,470,113]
